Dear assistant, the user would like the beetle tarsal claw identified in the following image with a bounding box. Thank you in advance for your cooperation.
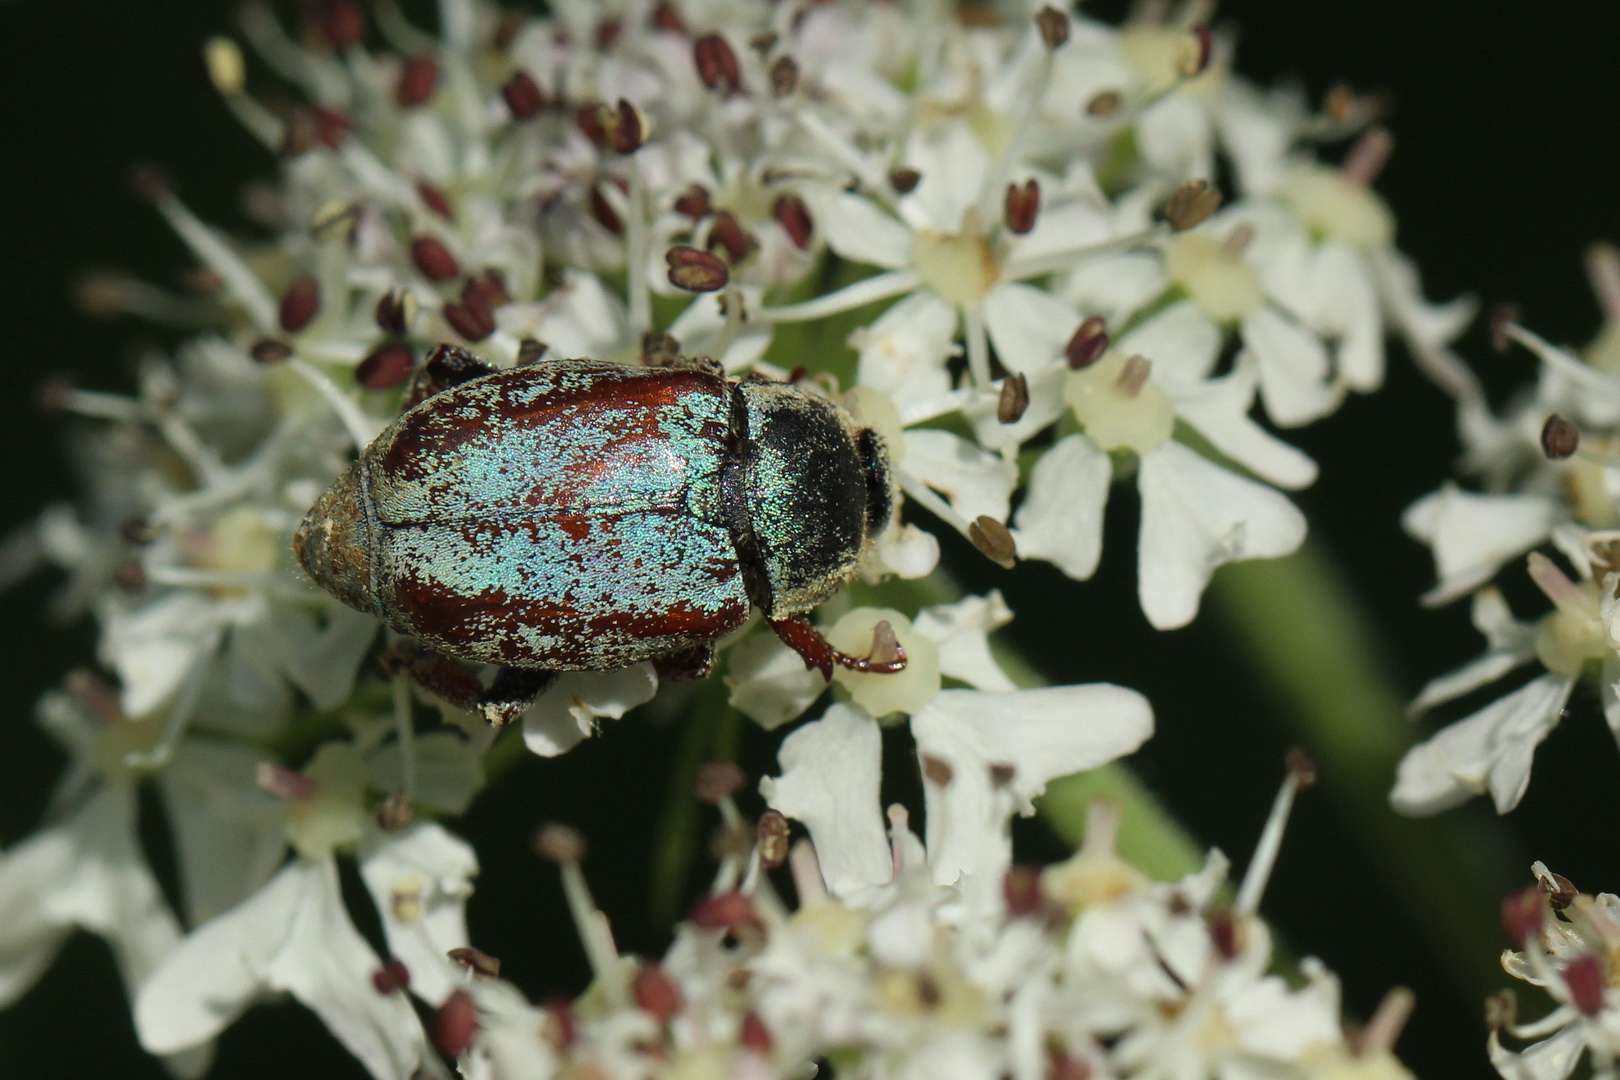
[769,616,908,680]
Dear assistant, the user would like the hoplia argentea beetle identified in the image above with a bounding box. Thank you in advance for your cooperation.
[294,345,906,725]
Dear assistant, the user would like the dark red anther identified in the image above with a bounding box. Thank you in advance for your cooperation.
[444,281,496,341]
[1501,886,1545,944]
[707,211,751,263]
[650,2,686,33]
[773,194,812,248]
[667,245,729,292]
[674,184,712,219]
[1189,26,1213,76]
[589,184,623,234]
[989,762,1017,787]
[375,289,415,335]
[595,17,623,49]
[371,957,410,994]
[250,339,293,364]
[575,103,607,146]
[921,754,953,786]
[756,810,789,870]
[278,276,320,333]
[128,163,171,203]
[356,342,415,389]
[411,236,460,281]
[693,33,742,94]
[889,167,921,194]
[1047,1047,1093,1080]
[1065,316,1108,368]
[1207,909,1241,960]
[503,71,546,119]
[311,107,353,149]
[447,946,502,978]
[602,99,647,154]
[434,988,480,1057]
[1566,955,1607,1017]
[467,269,511,308]
[689,891,756,930]
[396,56,440,108]
[694,762,746,803]
[769,55,798,97]
[417,181,454,222]
[1004,179,1040,235]
[321,1,366,50]
[740,1011,773,1055]
[1035,6,1070,49]
[632,962,683,1024]
[1005,866,1046,917]
[1542,414,1580,460]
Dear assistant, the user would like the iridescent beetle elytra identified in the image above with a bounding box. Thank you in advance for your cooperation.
[293,345,905,725]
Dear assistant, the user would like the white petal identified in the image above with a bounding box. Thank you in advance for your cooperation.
[44,785,183,998]
[900,121,988,232]
[874,519,943,580]
[1170,365,1319,490]
[522,664,658,757]
[1116,300,1220,389]
[0,825,75,1006]
[1489,1024,1584,1080]
[138,859,423,1080]
[1012,434,1112,581]
[367,731,485,815]
[811,190,912,269]
[1305,242,1383,392]
[666,287,774,372]
[1403,485,1561,606]
[1137,443,1307,630]
[359,823,477,1006]
[854,290,958,416]
[981,283,1079,375]
[158,740,287,924]
[912,685,1153,888]
[1238,307,1339,428]
[964,366,1067,452]
[1409,589,1538,714]
[1390,673,1575,816]
[1370,247,1476,351]
[99,593,224,718]
[1053,251,1168,327]
[725,630,828,731]
[914,592,1018,692]
[759,704,891,899]
[902,429,1019,524]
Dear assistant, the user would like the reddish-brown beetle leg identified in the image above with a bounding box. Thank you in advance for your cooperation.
[382,643,556,726]
[769,617,908,681]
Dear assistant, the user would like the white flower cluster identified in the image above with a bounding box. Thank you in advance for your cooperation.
[1393,246,1620,816]
[0,0,1446,1075]
[1492,863,1620,1080]
[434,770,1414,1080]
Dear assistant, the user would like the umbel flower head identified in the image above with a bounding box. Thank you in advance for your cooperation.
[0,0,1459,1075]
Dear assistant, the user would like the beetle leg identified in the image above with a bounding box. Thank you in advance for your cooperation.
[653,643,717,681]
[480,666,559,727]
[402,343,498,409]
[382,643,557,726]
[769,617,908,680]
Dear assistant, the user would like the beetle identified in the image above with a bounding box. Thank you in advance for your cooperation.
[293,345,906,725]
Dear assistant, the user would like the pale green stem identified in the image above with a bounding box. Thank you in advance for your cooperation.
[1210,541,1514,998]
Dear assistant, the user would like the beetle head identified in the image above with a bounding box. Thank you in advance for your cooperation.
[293,463,378,616]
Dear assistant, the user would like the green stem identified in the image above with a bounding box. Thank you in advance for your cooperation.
[1210,541,1513,998]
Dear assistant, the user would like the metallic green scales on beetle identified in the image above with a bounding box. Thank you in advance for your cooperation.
[294,351,906,725]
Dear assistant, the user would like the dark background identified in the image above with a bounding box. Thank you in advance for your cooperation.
[1,1,1616,1076]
